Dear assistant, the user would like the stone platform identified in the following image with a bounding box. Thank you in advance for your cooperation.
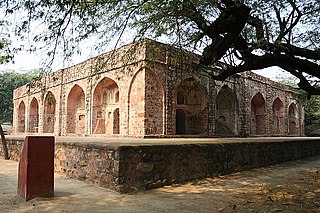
[2,136,320,193]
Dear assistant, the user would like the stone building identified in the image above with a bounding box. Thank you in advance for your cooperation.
[12,39,304,137]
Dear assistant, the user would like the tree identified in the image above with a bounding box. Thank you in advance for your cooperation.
[277,74,320,135]
[0,70,37,124]
[277,74,320,112]
[0,19,13,64]
[1,0,320,95]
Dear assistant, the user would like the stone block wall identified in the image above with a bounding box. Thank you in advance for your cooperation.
[0,138,23,161]
[54,142,123,192]
[2,137,320,193]
[12,39,304,138]
[118,140,320,192]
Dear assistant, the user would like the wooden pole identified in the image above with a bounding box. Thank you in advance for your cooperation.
[0,124,9,160]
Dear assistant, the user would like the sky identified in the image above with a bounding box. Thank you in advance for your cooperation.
[0,8,290,81]
[0,44,289,81]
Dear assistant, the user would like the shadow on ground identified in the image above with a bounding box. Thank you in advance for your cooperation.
[1,156,320,212]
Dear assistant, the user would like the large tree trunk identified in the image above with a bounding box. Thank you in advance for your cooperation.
[0,124,9,160]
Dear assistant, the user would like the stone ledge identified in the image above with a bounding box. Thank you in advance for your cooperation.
[1,136,320,193]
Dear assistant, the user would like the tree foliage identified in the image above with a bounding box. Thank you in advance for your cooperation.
[277,74,320,114]
[0,70,37,123]
[277,74,320,135]
[0,19,13,64]
[1,0,320,95]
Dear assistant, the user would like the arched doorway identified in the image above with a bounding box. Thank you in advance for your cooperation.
[272,98,285,135]
[216,86,237,136]
[29,98,39,133]
[176,109,186,134]
[17,101,26,133]
[92,77,119,134]
[43,92,56,133]
[289,103,298,135]
[113,108,120,134]
[67,85,85,134]
[251,93,266,135]
[175,78,207,135]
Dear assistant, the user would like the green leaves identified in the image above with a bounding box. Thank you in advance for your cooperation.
[0,70,39,123]
[0,0,319,94]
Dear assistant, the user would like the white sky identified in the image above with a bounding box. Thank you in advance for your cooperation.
[0,48,289,81]
[0,9,289,81]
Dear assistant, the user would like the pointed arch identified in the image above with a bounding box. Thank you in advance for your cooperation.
[67,84,85,134]
[43,91,56,133]
[251,92,266,135]
[29,98,39,133]
[17,101,26,133]
[272,97,285,134]
[128,69,145,136]
[175,77,208,135]
[144,68,165,135]
[216,85,237,136]
[289,103,298,135]
[92,77,119,134]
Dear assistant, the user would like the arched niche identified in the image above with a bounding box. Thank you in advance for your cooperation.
[92,77,119,134]
[176,109,186,134]
[251,93,266,135]
[43,91,56,133]
[128,70,144,136]
[216,86,237,136]
[17,101,26,133]
[113,108,120,134]
[175,77,207,135]
[67,85,85,134]
[29,98,39,133]
[288,103,298,135]
[272,97,285,134]
[144,69,165,135]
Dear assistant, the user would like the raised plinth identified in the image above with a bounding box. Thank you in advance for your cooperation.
[17,136,55,201]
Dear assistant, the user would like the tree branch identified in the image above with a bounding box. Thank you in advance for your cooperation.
[212,53,320,95]
[0,124,9,160]
[247,15,264,41]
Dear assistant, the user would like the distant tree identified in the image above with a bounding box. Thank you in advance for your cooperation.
[277,74,320,135]
[0,19,13,64]
[277,74,320,114]
[1,0,319,95]
[0,70,38,124]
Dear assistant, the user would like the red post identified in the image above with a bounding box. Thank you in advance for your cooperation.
[17,136,55,201]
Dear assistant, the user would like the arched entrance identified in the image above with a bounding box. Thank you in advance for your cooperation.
[29,98,39,133]
[175,78,207,135]
[272,98,285,135]
[216,86,237,136]
[67,85,85,134]
[43,92,56,133]
[92,77,119,134]
[17,101,26,133]
[251,93,266,135]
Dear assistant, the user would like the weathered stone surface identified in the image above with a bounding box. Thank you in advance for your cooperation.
[137,162,154,174]
[11,39,303,138]
[10,137,320,193]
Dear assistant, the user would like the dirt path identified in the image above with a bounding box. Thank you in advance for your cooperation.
[1,156,320,213]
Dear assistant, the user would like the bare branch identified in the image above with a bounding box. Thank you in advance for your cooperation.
[247,15,264,41]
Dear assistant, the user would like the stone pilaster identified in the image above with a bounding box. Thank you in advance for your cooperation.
[208,77,216,136]
[165,68,174,135]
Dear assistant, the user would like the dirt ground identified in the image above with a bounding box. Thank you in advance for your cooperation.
[1,156,320,213]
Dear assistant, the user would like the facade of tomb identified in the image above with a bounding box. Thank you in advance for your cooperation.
[12,39,305,137]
